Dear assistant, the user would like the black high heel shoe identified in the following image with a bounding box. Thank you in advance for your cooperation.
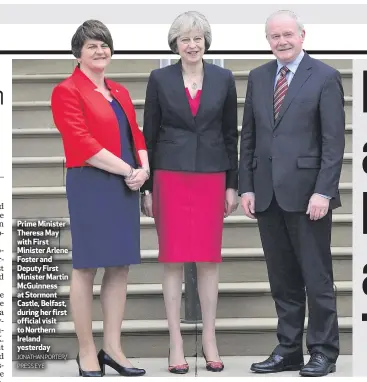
[202,347,224,372]
[97,349,146,376]
[76,354,103,377]
[168,349,189,374]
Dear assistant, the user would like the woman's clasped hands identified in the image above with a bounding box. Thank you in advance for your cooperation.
[124,167,149,191]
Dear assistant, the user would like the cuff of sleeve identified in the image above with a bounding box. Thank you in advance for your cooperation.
[316,193,331,199]
[241,192,254,197]
[140,177,153,193]
[226,169,238,190]
[80,145,103,163]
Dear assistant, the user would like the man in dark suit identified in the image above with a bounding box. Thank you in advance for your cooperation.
[239,10,345,377]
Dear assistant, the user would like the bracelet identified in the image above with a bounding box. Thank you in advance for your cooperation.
[125,166,134,179]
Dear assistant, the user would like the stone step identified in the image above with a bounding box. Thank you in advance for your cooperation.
[12,214,352,251]
[12,147,353,190]
[11,317,352,358]
[12,96,353,130]
[11,172,353,214]
[12,59,161,75]
[13,73,151,102]
[12,124,353,158]
[11,281,352,323]
[12,246,352,286]
[13,128,64,157]
[12,176,352,217]
[11,246,352,285]
[12,68,353,102]
[13,157,65,187]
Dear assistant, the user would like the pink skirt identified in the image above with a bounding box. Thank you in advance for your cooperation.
[153,170,226,263]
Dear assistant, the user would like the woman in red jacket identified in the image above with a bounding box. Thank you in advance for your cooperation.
[51,20,148,377]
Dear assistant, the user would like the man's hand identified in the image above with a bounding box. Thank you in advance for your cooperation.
[306,193,330,220]
[241,192,256,219]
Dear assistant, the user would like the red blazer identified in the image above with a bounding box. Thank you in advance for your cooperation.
[51,67,146,167]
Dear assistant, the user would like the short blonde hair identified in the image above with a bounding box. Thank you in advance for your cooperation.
[168,11,212,54]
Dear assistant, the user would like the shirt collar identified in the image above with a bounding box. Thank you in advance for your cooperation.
[276,50,305,75]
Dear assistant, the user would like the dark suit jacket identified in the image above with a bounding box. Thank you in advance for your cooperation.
[239,52,345,212]
[141,60,238,192]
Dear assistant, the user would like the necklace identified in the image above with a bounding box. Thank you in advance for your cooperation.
[183,70,202,91]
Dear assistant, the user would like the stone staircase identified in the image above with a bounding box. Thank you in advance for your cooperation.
[12,58,352,359]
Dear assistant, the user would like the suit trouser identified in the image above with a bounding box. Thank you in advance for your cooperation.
[255,195,339,361]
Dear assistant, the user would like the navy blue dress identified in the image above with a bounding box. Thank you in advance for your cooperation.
[66,99,140,269]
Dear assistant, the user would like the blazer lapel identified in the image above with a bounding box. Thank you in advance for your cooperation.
[274,54,313,129]
[172,61,196,127]
[72,67,116,118]
[263,61,278,129]
[73,67,137,130]
[194,60,211,120]
[171,59,213,126]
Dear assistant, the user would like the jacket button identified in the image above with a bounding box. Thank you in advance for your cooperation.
[269,156,272,160]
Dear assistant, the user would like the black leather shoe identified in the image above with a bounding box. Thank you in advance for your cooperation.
[299,352,336,377]
[97,349,146,376]
[76,354,103,377]
[250,353,304,373]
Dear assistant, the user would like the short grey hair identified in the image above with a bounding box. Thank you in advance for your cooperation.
[168,11,212,54]
[265,10,305,36]
[71,19,114,59]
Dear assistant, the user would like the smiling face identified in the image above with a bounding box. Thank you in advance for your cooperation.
[266,14,305,64]
[176,29,205,64]
[79,39,111,73]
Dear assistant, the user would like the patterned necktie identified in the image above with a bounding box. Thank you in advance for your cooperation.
[274,66,289,120]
